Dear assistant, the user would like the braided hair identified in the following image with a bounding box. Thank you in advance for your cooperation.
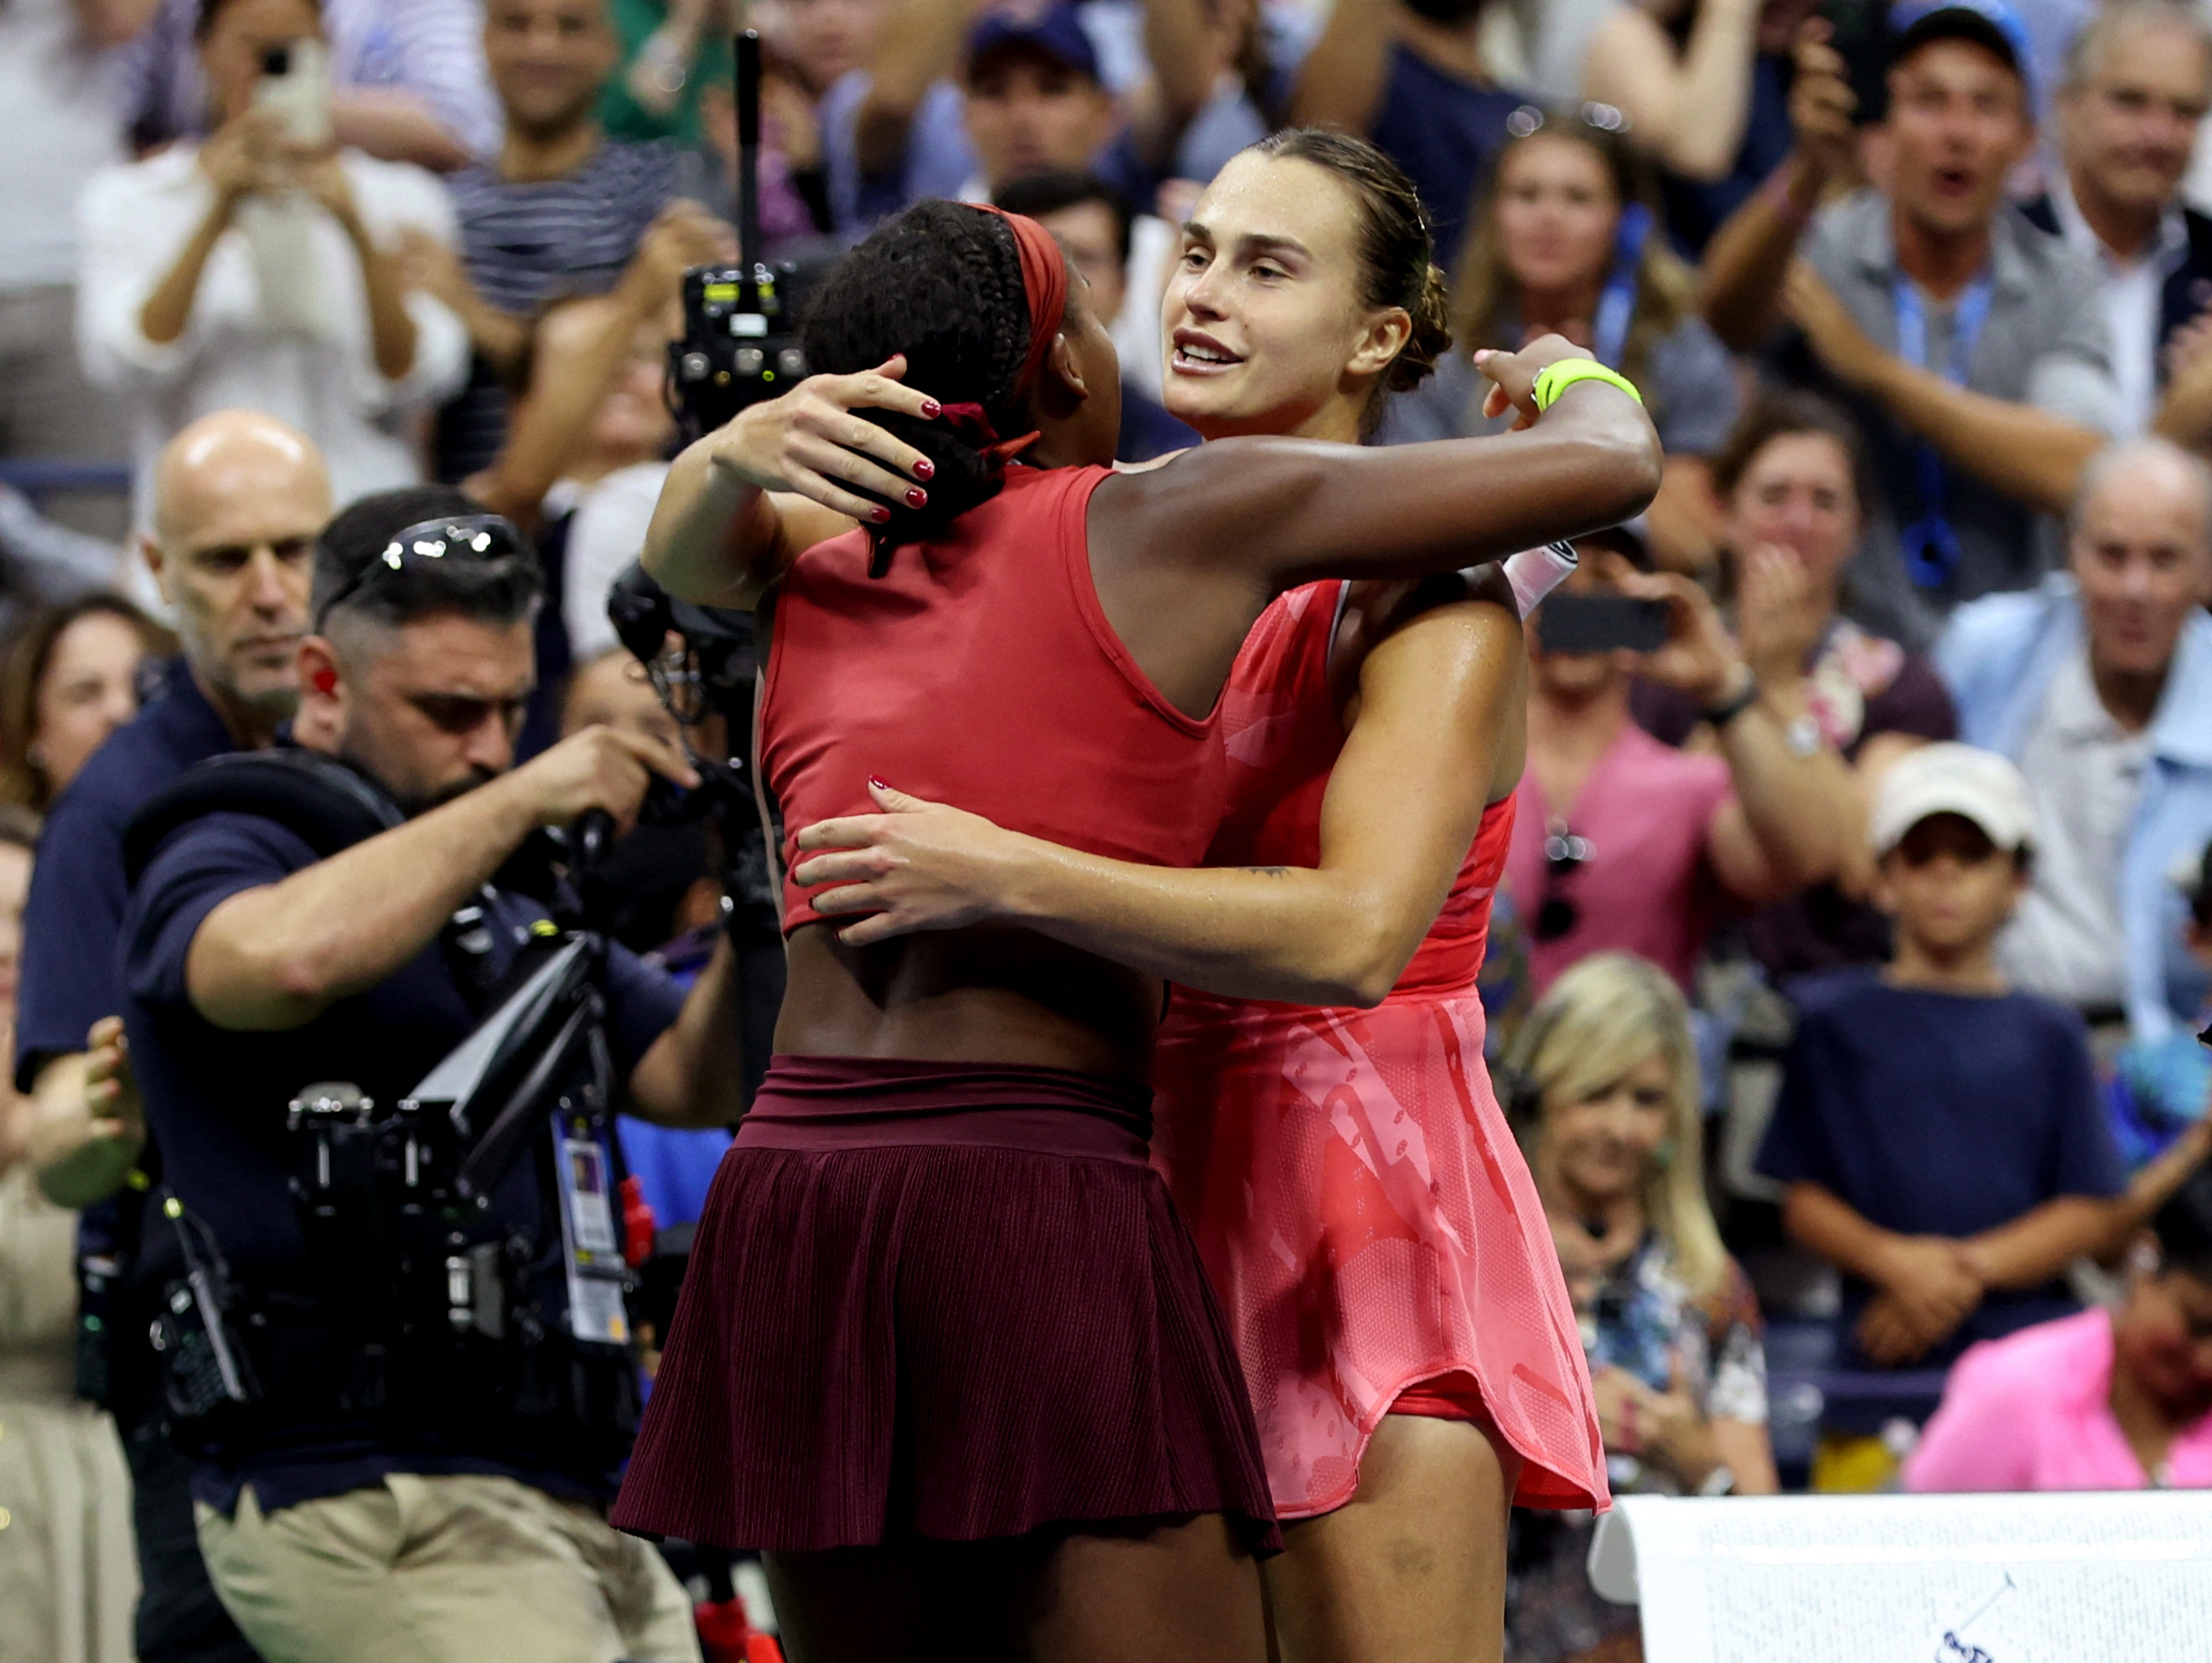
[800,200,1056,548]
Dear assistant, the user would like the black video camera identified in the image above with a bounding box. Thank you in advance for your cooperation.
[666,29,811,441]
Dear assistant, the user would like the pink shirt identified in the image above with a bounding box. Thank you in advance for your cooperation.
[1904,1308,2212,1492]
[1508,722,1733,993]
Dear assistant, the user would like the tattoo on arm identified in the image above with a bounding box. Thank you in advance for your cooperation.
[1241,866,1291,878]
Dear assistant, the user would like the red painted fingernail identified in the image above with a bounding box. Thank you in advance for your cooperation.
[872,506,892,524]
[920,398,942,417]
[868,775,887,790]
[913,457,935,480]
[905,486,928,508]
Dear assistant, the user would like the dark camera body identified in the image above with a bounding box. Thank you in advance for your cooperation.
[666,262,811,443]
[1536,593,1671,655]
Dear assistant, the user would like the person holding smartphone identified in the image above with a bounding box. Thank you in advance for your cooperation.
[1505,525,1849,995]
[77,0,469,535]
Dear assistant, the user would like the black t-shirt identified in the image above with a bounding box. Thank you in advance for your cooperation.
[122,807,685,1513]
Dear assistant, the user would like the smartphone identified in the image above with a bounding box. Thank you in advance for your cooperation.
[1821,0,1891,127]
[254,37,331,149]
[1536,593,1671,656]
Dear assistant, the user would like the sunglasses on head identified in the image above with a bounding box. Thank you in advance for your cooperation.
[314,514,530,629]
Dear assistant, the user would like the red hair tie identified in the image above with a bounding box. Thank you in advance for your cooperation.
[935,402,1041,468]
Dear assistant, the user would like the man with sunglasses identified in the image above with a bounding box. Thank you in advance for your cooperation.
[110,485,737,1662]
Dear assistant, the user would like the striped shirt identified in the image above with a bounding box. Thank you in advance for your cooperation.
[446,138,695,313]
[435,139,696,480]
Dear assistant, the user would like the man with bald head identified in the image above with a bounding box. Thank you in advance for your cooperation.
[19,407,329,1663]
[1938,437,2212,1040]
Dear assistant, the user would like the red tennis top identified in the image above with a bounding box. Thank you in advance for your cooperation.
[760,464,1228,930]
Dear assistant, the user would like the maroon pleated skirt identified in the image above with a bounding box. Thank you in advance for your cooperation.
[611,1054,1281,1556]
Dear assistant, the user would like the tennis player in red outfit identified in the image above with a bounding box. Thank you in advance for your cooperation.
[789,133,1606,1663]
[616,174,1655,1661]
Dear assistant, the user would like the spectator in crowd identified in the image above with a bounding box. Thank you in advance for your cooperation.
[0,596,174,814]
[1504,952,1778,1662]
[1906,1154,2212,1492]
[2021,0,2212,443]
[122,0,505,169]
[822,0,1146,239]
[412,0,726,479]
[1508,539,1847,996]
[1758,743,2124,1482]
[821,0,1185,382]
[78,0,469,529]
[1132,0,1313,186]
[1699,0,2116,653]
[0,809,137,1663]
[1936,438,2212,1040]
[1382,103,1740,570]
[21,410,327,1663]
[0,0,140,541]
[1638,390,1958,978]
[746,0,890,233]
[602,0,733,148]
[467,290,685,748]
[994,168,1196,461]
[1289,0,1520,267]
[1543,0,1779,231]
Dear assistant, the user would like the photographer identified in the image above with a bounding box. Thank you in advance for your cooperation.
[117,486,738,1662]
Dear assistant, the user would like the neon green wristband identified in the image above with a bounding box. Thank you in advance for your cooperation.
[1531,360,1645,412]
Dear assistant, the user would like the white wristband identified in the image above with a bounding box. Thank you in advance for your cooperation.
[1504,540,1579,617]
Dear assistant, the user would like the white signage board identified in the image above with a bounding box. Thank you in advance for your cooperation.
[1587,1489,2212,1662]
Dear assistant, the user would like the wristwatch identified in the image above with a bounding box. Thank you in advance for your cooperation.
[1700,666,1760,728]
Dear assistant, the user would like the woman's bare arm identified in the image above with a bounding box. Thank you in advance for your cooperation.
[640,358,940,609]
[1105,344,1661,596]
[791,577,1526,1006]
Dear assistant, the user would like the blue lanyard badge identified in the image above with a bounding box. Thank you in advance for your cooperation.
[1591,204,1654,370]
[1892,272,1994,588]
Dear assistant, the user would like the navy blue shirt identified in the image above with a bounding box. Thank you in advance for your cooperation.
[17,656,235,1091]
[1757,970,2125,1366]
[1367,44,1520,273]
[122,806,685,1514]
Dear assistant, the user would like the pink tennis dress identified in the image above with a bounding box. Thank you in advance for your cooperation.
[1152,581,1608,1519]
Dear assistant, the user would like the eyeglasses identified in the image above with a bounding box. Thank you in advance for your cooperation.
[313,514,530,629]
[1533,818,1593,944]
[1505,101,1630,142]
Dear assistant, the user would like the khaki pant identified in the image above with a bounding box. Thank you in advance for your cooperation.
[196,1473,701,1663]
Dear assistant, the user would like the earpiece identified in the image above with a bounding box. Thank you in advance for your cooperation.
[311,666,339,697]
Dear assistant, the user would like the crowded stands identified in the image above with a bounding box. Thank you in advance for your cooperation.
[4,0,2212,1656]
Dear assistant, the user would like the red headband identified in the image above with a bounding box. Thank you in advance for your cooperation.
[976,204,1070,398]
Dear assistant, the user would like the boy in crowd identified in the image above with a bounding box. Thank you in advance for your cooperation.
[1757,743,2125,1474]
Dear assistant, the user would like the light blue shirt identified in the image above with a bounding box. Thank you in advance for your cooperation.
[1935,573,2212,1039]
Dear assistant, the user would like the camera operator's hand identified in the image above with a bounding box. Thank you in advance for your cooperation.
[503,724,698,837]
[707,358,942,524]
[1475,334,1596,428]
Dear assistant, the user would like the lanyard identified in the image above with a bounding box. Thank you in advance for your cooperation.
[1591,203,1654,370]
[1892,271,1994,588]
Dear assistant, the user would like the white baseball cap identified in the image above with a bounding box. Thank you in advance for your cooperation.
[1868,742,2036,857]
